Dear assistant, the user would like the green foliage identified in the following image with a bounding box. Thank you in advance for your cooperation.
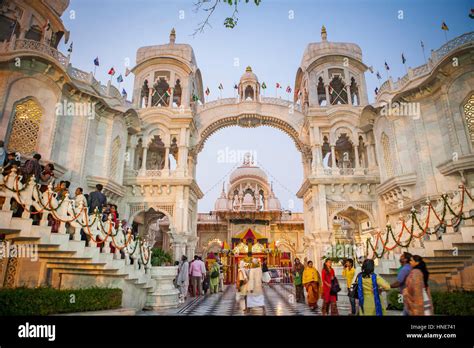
[151,248,173,266]
[387,289,474,315]
[431,291,474,316]
[0,287,122,315]
[387,290,404,310]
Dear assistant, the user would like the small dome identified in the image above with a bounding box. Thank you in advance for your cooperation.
[267,191,281,211]
[240,66,258,83]
[214,186,228,211]
[229,153,267,184]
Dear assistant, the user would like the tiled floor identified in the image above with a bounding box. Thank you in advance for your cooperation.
[138,284,398,316]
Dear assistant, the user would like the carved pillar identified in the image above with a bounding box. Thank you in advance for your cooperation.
[325,85,330,105]
[141,146,148,173]
[346,84,352,105]
[330,145,337,169]
[354,142,360,168]
[147,88,153,108]
[164,146,170,170]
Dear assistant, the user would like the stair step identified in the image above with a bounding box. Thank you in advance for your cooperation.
[452,242,474,250]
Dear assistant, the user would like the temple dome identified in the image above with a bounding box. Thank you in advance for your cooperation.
[214,186,228,211]
[240,66,258,83]
[267,190,281,211]
[229,163,267,184]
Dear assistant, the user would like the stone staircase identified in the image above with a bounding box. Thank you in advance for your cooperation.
[0,197,155,310]
[379,221,474,291]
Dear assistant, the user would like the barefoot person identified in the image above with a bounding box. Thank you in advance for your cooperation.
[247,258,266,315]
[302,260,320,309]
[237,260,249,312]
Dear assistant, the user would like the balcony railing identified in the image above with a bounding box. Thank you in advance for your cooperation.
[378,31,473,95]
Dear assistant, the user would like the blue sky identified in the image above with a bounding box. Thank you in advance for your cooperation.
[60,0,473,212]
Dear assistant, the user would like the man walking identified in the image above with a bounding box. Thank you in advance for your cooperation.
[177,255,190,301]
[189,255,206,297]
[390,252,412,315]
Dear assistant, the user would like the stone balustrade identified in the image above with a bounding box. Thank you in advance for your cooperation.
[0,37,128,105]
[377,31,474,96]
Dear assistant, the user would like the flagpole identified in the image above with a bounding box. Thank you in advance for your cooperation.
[421,41,427,64]
[443,30,448,43]
[93,65,97,77]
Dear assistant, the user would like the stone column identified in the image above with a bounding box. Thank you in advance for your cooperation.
[147,88,153,108]
[354,142,360,168]
[325,85,330,105]
[346,84,352,105]
[140,146,148,174]
[164,146,170,171]
[330,145,337,169]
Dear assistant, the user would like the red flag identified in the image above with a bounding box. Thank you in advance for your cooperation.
[108,67,115,75]
[286,86,292,93]
[276,83,281,88]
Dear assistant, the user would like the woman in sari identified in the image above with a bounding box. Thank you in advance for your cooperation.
[293,258,306,303]
[321,259,338,315]
[403,255,434,315]
[302,260,320,309]
[357,259,390,316]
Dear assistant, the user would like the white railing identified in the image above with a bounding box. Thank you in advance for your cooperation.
[378,31,473,95]
[13,39,69,68]
[0,168,151,266]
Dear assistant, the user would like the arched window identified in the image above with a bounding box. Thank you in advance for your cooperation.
[151,77,170,107]
[329,75,348,105]
[463,93,474,144]
[7,99,42,155]
[0,15,20,42]
[25,25,42,42]
[317,77,326,106]
[244,85,254,100]
[381,133,394,177]
[109,137,121,179]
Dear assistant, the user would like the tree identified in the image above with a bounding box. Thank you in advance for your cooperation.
[193,0,262,36]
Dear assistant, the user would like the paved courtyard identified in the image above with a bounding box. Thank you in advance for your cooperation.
[138,284,402,316]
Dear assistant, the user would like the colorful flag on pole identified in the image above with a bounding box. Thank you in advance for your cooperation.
[117,74,123,83]
[441,22,449,31]
[286,86,292,93]
[122,88,127,96]
[218,83,223,90]
[233,84,238,89]
[375,87,379,95]
[192,94,199,101]
[67,42,73,53]
[276,83,281,89]
[262,82,267,89]
[376,71,382,80]
[401,53,406,64]
[94,57,100,66]
[384,61,390,71]
[125,67,131,77]
[205,87,210,96]
[164,87,172,97]
[470,9,474,19]
[108,67,115,75]
[420,40,425,49]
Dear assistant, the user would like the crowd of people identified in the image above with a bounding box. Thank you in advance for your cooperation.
[293,252,434,316]
[0,146,137,258]
[175,254,225,300]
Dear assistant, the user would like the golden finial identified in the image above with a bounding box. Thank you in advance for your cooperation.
[170,28,176,44]
[246,66,252,72]
[321,25,327,42]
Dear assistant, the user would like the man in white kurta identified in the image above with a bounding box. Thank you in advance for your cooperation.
[177,255,189,300]
[247,258,266,314]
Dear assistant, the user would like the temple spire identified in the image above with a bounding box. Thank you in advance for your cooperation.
[170,28,176,44]
[321,25,327,42]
